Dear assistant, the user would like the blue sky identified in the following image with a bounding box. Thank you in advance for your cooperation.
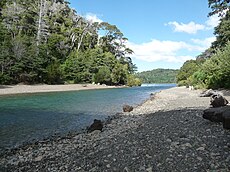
[68,0,219,72]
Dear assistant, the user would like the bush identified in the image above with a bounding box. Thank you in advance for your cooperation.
[176,60,199,82]
[45,61,63,84]
[127,75,142,87]
[199,42,230,89]
[93,66,111,85]
[177,80,189,87]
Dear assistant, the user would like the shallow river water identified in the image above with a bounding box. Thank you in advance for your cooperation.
[0,84,176,152]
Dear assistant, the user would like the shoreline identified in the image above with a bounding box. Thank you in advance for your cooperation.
[1,86,230,171]
[0,84,125,96]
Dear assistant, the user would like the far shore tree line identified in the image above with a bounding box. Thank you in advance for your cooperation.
[177,0,230,89]
[136,69,179,84]
[0,0,141,87]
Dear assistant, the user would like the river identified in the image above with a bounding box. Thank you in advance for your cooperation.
[0,83,176,153]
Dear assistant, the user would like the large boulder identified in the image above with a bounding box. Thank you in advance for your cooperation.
[203,106,230,129]
[223,111,230,129]
[210,94,228,107]
[123,105,133,112]
[87,119,103,133]
[203,108,224,122]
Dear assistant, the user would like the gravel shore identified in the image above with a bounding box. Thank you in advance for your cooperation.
[0,84,121,96]
[0,86,230,171]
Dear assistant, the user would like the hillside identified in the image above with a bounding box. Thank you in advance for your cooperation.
[135,69,179,83]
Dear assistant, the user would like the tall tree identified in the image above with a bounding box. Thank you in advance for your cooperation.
[208,0,230,16]
[212,10,230,49]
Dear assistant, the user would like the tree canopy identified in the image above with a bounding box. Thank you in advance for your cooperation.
[177,0,230,89]
[136,69,179,84]
[0,0,140,86]
[208,0,230,16]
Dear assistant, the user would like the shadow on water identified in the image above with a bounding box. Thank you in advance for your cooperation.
[0,106,109,154]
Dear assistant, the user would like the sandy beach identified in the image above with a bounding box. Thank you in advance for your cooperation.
[0,84,122,96]
[0,86,230,171]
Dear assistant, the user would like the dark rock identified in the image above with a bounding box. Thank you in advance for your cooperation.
[210,94,228,107]
[123,105,133,112]
[87,119,103,133]
[200,89,218,97]
[203,106,230,129]
[223,110,230,129]
[203,108,224,122]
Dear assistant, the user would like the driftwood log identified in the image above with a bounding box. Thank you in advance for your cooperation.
[200,89,219,97]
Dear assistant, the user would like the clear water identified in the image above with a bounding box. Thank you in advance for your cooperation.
[0,84,176,152]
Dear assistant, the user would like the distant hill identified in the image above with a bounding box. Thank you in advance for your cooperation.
[135,68,179,83]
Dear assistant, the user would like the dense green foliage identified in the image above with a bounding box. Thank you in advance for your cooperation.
[136,69,179,83]
[193,42,230,88]
[177,0,230,89]
[208,0,230,16]
[0,0,140,86]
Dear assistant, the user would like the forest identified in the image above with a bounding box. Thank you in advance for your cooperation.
[136,69,178,84]
[177,0,230,89]
[0,0,141,86]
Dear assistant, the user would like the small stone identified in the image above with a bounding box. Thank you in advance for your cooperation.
[166,158,172,162]
[139,166,146,170]
[166,139,172,142]
[107,154,112,158]
[171,142,180,147]
[124,167,130,172]
[184,143,192,147]
[89,167,97,172]
[196,147,205,151]
[18,156,24,161]
[106,164,111,168]
[157,163,162,167]
[34,156,43,162]
[146,154,152,158]
[197,157,203,161]
[146,167,153,172]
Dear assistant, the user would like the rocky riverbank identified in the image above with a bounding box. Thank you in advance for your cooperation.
[0,86,230,171]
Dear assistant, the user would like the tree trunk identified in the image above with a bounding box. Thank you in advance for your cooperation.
[36,0,44,46]
[77,23,89,51]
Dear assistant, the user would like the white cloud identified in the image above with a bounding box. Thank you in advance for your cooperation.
[191,37,216,47]
[127,40,192,63]
[205,14,221,29]
[85,13,103,23]
[126,37,214,63]
[167,14,221,34]
[167,21,205,34]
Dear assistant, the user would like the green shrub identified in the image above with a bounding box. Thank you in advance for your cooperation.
[199,42,230,89]
[93,66,111,85]
[127,75,142,87]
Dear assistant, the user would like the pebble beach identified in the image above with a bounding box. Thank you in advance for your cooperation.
[0,86,230,171]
